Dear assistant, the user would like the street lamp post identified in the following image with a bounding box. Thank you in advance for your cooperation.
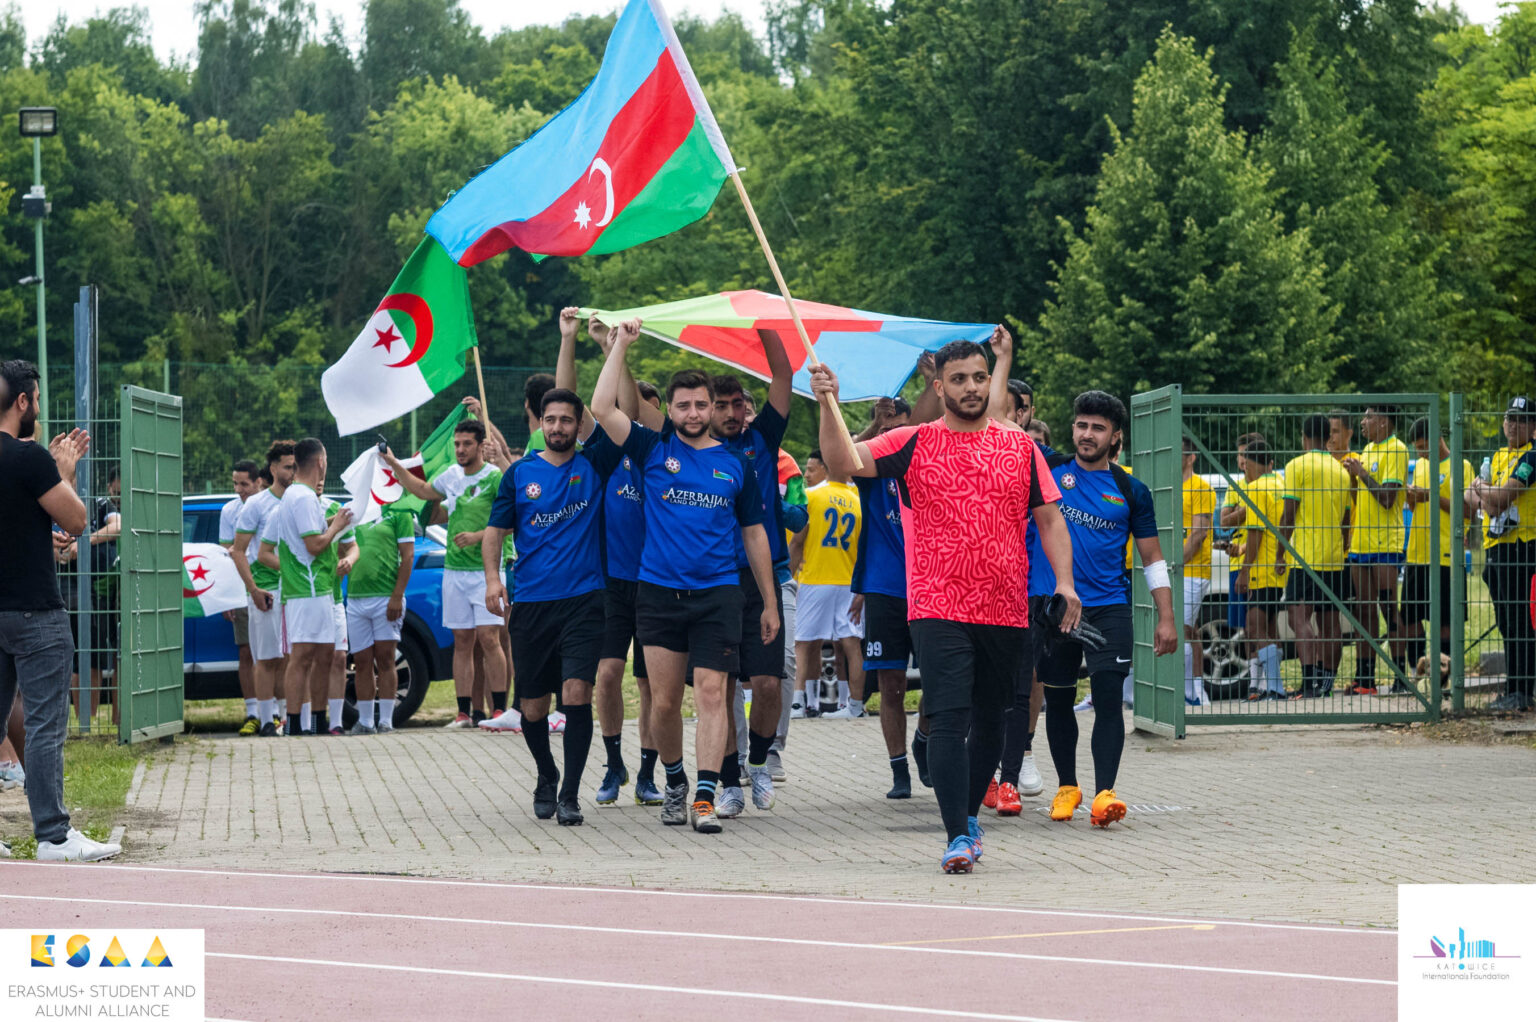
[19,107,57,430]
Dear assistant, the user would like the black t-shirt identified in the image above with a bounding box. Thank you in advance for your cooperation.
[0,432,65,610]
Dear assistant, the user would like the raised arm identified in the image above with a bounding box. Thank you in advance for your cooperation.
[809,364,877,478]
[987,325,1016,427]
[592,319,641,447]
[761,328,792,419]
[40,429,90,535]
[381,446,445,504]
[910,352,941,425]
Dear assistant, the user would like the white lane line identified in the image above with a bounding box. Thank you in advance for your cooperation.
[0,893,1395,986]
[206,951,1077,1020]
[0,861,1396,936]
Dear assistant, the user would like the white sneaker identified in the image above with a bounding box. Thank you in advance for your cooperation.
[767,750,786,783]
[1018,752,1044,797]
[1073,694,1094,712]
[547,710,567,735]
[1,839,11,858]
[823,703,865,719]
[478,708,523,733]
[789,701,806,720]
[36,828,121,863]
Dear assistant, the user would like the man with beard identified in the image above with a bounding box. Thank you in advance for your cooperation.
[0,359,121,861]
[811,339,1078,874]
[592,321,780,834]
[483,388,626,825]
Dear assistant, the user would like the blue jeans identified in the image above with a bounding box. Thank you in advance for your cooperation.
[0,608,74,843]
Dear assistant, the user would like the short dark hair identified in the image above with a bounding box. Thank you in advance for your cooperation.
[265,440,295,465]
[454,419,486,443]
[636,380,659,403]
[0,359,39,413]
[1007,379,1032,413]
[540,387,585,419]
[1366,404,1397,424]
[107,465,120,484]
[1408,416,1434,443]
[742,390,756,409]
[1302,413,1332,443]
[1027,419,1052,445]
[258,465,273,485]
[1326,408,1351,425]
[1244,438,1272,465]
[294,437,325,469]
[891,397,912,417]
[1237,432,1266,449]
[808,448,823,462]
[233,458,260,479]
[712,374,744,399]
[524,373,556,415]
[1181,435,1198,455]
[933,340,988,373]
[666,369,714,403]
[1072,390,1127,432]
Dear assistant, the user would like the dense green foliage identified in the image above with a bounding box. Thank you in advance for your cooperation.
[2,0,1531,471]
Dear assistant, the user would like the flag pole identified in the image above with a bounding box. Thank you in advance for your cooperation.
[471,346,490,427]
[728,171,864,470]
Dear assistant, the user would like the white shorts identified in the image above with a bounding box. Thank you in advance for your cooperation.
[282,595,337,650]
[1183,577,1210,628]
[348,596,403,652]
[248,595,284,662]
[333,600,348,653]
[442,570,500,630]
[796,583,863,642]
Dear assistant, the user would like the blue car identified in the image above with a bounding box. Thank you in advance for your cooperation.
[181,495,457,723]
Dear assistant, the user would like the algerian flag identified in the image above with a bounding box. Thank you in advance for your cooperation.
[182,543,247,618]
[391,403,470,527]
[340,445,423,526]
[323,237,479,436]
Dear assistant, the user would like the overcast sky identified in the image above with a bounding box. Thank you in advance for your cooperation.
[13,0,1511,63]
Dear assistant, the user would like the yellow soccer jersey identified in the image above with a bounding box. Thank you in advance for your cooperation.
[1283,450,1353,570]
[1485,444,1536,547]
[1243,473,1289,590]
[1350,435,1409,555]
[799,480,862,586]
[1407,456,1474,566]
[1183,474,1215,573]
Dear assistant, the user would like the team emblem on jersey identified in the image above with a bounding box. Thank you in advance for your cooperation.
[1371,461,1379,473]
[1061,472,1077,489]
[664,457,682,474]
[886,479,898,497]
[524,482,542,499]
[622,456,632,470]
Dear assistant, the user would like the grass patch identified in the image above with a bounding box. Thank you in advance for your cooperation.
[2,737,151,858]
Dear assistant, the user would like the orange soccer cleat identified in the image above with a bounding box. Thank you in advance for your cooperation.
[1049,785,1082,822]
[1090,789,1127,828]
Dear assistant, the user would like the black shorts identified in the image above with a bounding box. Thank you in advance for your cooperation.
[636,581,743,675]
[510,590,604,701]
[601,577,648,678]
[1037,603,1134,686]
[736,567,785,679]
[861,592,912,672]
[1245,586,1286,615]
[1402,564,1454,628]
[1284,568,1348,608]
[909,618,1027,717]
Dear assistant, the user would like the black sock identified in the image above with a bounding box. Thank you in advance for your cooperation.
[747,729,774,767]
[639,747,659,784]
[890,753,910,779]
[522,716,558,780]
[966,714,1005,817]
[492,690,507,713]
[1088,672,1126,793]
[695,769,719,806]
[558,705,593,802]
[1023,728,1034,753]
[663,758,687,791]
[604,733,624,773]
[287,713,301,735]
[1042,686,1079,789]
[456,696,472,716]
[926,707,971,841]
[315,711,328,734]
[720,752,741,788]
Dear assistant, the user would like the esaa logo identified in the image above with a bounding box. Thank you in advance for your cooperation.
[31,934,175,969]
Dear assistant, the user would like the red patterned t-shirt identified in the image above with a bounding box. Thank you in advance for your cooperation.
[863,420,1059,627]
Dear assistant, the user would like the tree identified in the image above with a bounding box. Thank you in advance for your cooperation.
[1033,30,1337,411]
[360,0,494,106]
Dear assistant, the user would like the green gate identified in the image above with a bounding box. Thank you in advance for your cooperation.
[118,384,185,743]
[1128,385,1187,736]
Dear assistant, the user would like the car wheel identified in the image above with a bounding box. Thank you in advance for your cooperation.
[1199,621,1250,701]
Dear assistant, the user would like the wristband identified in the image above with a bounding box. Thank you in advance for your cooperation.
[1144,559,1171,592]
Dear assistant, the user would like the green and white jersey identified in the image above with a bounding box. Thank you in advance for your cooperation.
[264,482,350,600]
[431,462,501,572]
[234,488,282,590]
[348,511,415,599]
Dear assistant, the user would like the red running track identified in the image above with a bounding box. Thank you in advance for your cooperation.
[0,862,1394,1021]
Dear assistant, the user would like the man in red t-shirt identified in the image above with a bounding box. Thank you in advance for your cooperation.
[811,339,1079,874]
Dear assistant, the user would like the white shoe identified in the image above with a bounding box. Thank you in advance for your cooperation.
[0,761,24,790]
[36,828,121,863]
[1018,752,1044,797]
[547,710,567,735]
[1,839,11,858]
[767,750,786,783]
[1073,695,1093,712]
[823,703,865,719]
[478,708,523,733]
[789,702,806,720]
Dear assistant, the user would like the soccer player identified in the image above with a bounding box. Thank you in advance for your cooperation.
[346,508,414,734]
[1005,379,1033,428]
[1405,418,1473,682]
[592,321,780,834]
[1033,391,1177,827]
[1181,436,1215,705]
[810,341,1078,875]
[1341,406,1410,694]
[259,438,354,736]
[522,373,558,452]
[790,449,865,725]
[232,440,295,736]
[1464,396,1536,712]
[1220,434,1263,694]
[1280,414,1355,698]
[384,419,508,728]
[1229,440,1289,699]
[221,458,262,735]
[484,388,624,825]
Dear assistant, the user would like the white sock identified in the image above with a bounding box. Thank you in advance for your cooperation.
[1123,668,1135,705]
[300,704,312,731]
[257,698,275,723]
[356,700,374,727]
[277,699,287,718]
[244,698,257,718]
[1184,645,1193,684]
[837,678,850,704]
[850,700,865,717]
[1248,658,1260,685]
[328,698,344,726]
[379,698,396,725]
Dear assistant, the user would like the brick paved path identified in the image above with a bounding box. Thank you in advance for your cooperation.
[29,714,1536,926]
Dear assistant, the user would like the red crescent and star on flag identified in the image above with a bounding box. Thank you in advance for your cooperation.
[182,554,214,598]
[372,466,403,507]
[371,294,434,368]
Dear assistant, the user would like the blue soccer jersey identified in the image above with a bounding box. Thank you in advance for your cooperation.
[623,424,764,590]
[488,429,623,603]
[603,449,646,582]
[852,475,906,598]
[1027,459,1156,606]
[722,404,789,569]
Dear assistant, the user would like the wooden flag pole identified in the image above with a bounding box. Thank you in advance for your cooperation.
[471,346,490,427]
[728,171,863,469]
